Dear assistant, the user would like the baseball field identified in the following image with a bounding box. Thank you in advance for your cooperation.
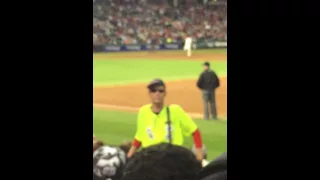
[93,49,227,160]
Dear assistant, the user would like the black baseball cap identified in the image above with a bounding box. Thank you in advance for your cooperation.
[147,78,166,89]
[203,62,210,67]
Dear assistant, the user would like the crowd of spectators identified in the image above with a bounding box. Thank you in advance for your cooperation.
[93,137,227,180]
[93,0,227,46]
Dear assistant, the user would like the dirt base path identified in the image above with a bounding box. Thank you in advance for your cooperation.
[93,51,227,119]
[94,77,226,118]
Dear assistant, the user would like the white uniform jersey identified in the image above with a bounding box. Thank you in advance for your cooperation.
[184,37,193,57]
[185,37,192,47]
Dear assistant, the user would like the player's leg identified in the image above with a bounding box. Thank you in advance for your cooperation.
[183,45,187,53]
[202,90,210,120]
[208,90,218,120]
[187,47,192,57]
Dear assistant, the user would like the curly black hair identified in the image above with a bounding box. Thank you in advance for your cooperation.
[121,143,202,180]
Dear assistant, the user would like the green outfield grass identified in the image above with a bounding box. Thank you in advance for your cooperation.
[94,109,227,160]
[93,50,227,160]
[94,60,227,86]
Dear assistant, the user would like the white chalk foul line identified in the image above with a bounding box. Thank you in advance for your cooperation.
[93,103,226,120]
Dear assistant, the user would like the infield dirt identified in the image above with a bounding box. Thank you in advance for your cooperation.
[93,51,227,119]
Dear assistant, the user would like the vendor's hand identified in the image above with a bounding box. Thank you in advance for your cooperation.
[195,148,204,162]
[196,154,203,162]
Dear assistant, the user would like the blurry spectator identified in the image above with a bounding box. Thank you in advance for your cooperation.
[121,143,202,180]
[93,138,132,180]
[93,0,227,45]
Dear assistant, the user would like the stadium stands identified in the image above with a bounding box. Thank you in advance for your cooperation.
[93,0,227,46]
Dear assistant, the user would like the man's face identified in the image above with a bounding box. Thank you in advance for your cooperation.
[203,65,208,71]
[149,85,166,104]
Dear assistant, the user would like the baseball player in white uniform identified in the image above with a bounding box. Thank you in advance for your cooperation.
[184,35,193,57]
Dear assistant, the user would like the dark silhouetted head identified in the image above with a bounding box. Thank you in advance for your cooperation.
[121,143,202,180]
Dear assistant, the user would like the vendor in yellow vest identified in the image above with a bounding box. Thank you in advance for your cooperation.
[127,79,204,162]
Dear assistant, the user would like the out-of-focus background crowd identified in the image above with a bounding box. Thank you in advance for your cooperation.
[93,0,227,46]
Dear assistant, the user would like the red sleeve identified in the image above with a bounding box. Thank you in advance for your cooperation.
[132,139,141,148]
[192,129,203,148]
